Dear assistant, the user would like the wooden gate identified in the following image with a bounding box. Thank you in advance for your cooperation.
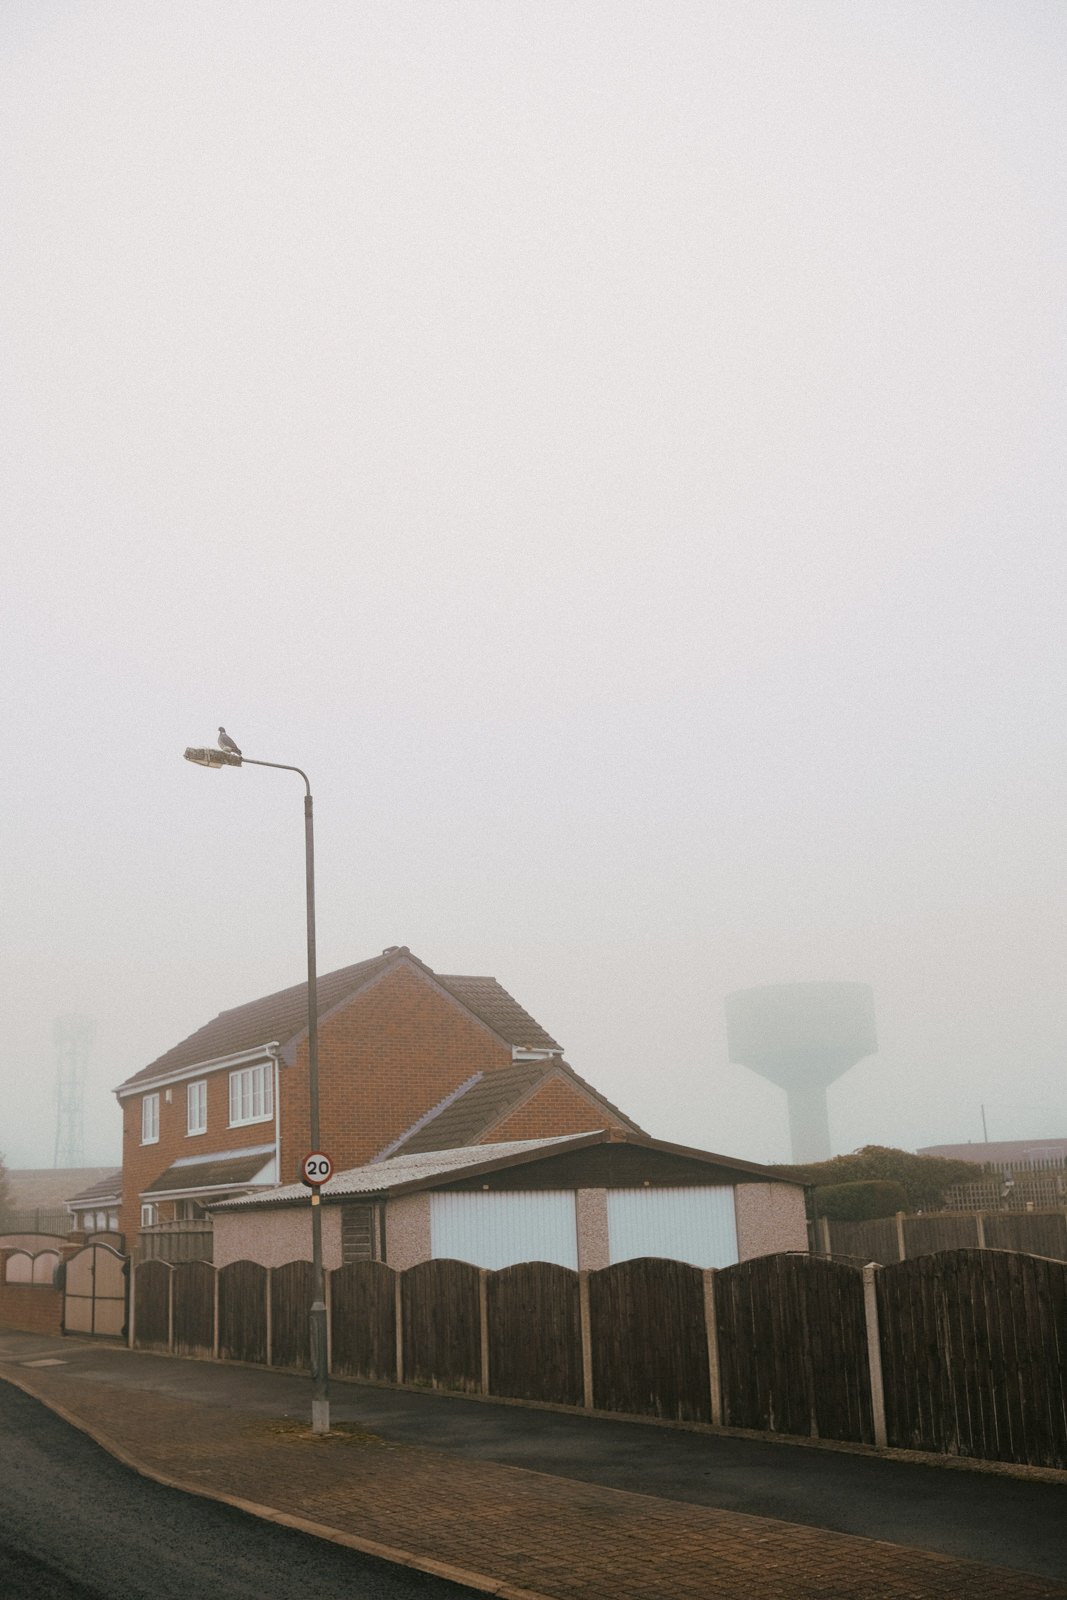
[64,1243,128,1337]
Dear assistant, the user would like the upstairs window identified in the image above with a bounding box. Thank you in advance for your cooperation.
[187,1079,207,1136]
[229,1062,273,1126]
[141,1093,159,1144]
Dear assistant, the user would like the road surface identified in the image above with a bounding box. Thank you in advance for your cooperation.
[0,1382,479,1600]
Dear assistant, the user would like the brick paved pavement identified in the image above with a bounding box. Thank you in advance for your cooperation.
[3,1353,1065,1600]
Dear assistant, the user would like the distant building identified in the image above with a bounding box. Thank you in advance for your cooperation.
[919,1139,1067,1171]
[65,1171,122,1234]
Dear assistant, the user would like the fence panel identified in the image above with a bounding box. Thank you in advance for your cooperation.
[270,1260,315,1370]
[139,1223,214,1264]
[218,1260,268,1365]
[172,1260,214,1356]
[877,1249,1067,1468]
[716,1254,872,1443]
[133,1259,171,1348]
[330,1261,397,1382]
[588,1257,709,1422]
[904,1215,980,1257]
[0,1209,72,1236]
[487,1262,583,1406]
[984,1213,1067,1261]
[824,1218,900,1263]
[401,1259,482,1392]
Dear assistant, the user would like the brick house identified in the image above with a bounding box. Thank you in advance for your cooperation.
[114,945,641,1254]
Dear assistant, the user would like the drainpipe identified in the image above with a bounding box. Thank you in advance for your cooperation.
[266,1042,282,1184]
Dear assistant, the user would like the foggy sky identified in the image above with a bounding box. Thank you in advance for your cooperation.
[2,1,1065,1172]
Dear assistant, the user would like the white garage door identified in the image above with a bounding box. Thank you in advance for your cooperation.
[607,1187,738,1268]
[430,1190,579,1270]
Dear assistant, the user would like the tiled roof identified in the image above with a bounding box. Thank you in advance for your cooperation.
[142,1147,275,1196]
[214,1134,598,1208]
[435,975,561,1053]
[390,1061,548,1155]
[66,1171,122,1207]
[389,1059,644,1157]
[117,947,561,1092]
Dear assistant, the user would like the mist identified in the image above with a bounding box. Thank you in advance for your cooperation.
[2,1,1064,1171]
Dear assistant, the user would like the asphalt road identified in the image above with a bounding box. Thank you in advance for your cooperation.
[0,1383,479,1600]
[347,1383,1067,1580]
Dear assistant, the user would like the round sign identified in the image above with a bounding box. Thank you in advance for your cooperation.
[301,1152,333,1188]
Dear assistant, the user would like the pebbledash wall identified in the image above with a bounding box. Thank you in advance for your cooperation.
[213,1183,808,1271]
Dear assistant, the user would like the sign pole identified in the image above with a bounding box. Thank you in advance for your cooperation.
[304,789,330,1436]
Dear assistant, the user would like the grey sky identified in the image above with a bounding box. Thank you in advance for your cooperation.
[2,1,1064,1171]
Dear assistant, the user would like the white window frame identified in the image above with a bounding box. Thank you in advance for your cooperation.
[228,1062,273,1127]
[187,1079,207,1136]
[140,1203,158,1227]
[141,1093,159,1144]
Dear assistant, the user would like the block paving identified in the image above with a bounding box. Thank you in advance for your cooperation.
[4,1353,1066,1600]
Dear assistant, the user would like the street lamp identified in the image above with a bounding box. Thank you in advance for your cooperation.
[183,742,330,1435]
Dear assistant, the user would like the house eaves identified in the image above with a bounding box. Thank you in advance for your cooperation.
[114,1044,277,1101]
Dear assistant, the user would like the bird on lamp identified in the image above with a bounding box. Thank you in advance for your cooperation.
[218,726,242,756]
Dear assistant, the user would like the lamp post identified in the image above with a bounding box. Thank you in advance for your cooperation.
[183,743,330,1435]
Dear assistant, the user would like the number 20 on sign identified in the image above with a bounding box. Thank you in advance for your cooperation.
[301,1152,333,1187]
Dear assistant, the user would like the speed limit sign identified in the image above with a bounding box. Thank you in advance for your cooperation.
[301,1152,333,1188]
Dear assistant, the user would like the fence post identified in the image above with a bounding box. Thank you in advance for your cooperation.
[265,1267,273,1367]
[212,1266,220,1360]
[128,1261,137,1349]
[894,1212,906,1262]
[817,1216,832,1255]
[394,1270,404,1386]
[702,1268,723,1426]
[479,1269,490,1395]
[861,1263,887,1447]
[166,1263,174,1354]
[975,1213,987,1249]
[578,1270,594,1410]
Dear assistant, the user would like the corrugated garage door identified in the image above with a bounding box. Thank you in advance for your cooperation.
[607,1187,738,1268]
[430,1190,579,1270]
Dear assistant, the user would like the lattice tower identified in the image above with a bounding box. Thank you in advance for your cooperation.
[53,1014,94,1167]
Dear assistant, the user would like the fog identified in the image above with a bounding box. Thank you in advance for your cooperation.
[2,1,1064,1172]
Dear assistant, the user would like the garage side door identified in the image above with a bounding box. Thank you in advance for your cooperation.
[607,1187,738,1268]
[430,1191,578,1270]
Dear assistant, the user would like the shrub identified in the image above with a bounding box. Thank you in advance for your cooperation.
[772,1145,976,1211]
[814,1179,907,1221]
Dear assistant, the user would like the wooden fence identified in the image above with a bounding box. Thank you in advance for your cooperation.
[819,1208,1067,1264]
[129,1248,1067,1470]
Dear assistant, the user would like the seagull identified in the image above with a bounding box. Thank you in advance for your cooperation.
[218,726,242,756]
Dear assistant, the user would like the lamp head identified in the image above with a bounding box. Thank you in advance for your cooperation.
[183,746,242,768]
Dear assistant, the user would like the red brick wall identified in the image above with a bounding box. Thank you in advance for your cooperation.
[486,1076,628,1143]
[118,1066,279,1241]
[0,1253,64,1336]
[120,960,515,1236]
[279,963,512,1180]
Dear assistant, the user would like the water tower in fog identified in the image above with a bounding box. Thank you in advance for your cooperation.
[724,982,876,1163]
